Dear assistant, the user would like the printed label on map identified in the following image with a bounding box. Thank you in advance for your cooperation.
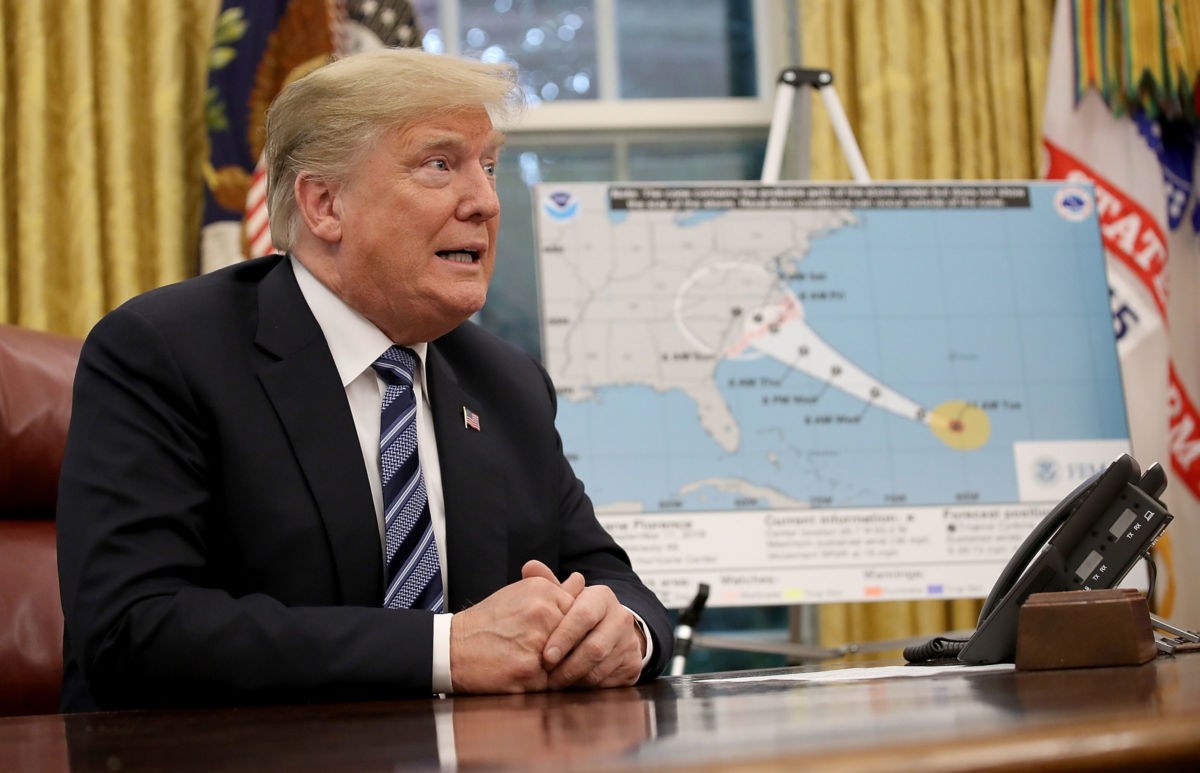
[608,184,1031,211]
[598,505,1051,607]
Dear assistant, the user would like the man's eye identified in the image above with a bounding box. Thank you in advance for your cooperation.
[428,159,449,171]
[484,163,497,176]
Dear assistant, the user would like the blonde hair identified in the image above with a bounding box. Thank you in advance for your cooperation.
[264,48,523,251]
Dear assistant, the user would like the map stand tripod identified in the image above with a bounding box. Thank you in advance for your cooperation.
[760,68,871,184]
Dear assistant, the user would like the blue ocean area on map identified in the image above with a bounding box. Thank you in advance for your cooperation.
[551,184,1129,513]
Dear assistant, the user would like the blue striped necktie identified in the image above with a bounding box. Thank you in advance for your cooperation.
[372,346,445,613]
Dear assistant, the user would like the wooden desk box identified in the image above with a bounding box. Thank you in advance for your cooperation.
[1015,588,1157,670]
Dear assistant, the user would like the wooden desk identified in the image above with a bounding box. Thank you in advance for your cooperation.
[4,655,1199,772]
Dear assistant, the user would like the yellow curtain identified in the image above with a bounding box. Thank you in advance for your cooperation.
[1,0,218,339]
[799,0,1056,657]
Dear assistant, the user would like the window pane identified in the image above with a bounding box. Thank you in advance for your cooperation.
[413,1,758,102]
[616,0,757,98]
[627,135,765,181]
[447,0,600,103]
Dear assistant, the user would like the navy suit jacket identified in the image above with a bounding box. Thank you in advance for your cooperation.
[56,255,671,711]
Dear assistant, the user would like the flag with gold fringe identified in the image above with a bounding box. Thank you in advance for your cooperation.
[1072,0,1200,123]
[1044,0,1200,621]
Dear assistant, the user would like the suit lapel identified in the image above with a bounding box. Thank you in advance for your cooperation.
[425,342,508,610]
[253,258,383,605]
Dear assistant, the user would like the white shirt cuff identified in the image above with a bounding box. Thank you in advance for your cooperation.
[432,612,453,694]
[627,607,654,668]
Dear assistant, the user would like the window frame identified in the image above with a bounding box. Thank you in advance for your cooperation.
[425,0,789,133]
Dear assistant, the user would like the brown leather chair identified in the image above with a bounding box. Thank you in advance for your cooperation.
[0,323,81,715]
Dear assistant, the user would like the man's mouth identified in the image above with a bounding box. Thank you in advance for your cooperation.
[436,250,480,264]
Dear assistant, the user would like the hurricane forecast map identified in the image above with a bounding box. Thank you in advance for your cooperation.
[535,182,1130,607]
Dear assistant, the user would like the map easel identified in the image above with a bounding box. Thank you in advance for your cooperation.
[670,67,881,674]
[761,68,870,184]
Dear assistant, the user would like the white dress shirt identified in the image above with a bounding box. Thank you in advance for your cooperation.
[291,257,454,692]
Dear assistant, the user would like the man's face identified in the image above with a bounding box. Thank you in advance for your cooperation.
[327,105,504,343]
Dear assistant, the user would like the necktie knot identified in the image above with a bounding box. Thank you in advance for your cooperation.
[372,345,417,386]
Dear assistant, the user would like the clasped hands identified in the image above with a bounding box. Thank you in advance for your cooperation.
[449,560,646,694]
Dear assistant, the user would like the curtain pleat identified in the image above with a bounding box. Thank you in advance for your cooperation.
[1,0,217,338]
[60,0,103,334]
[921,0,957,179]
[95,0,140,311]
[149,0,188,292]
[799,0,1056,658]
[8,3,51,329]
[1022,3,1053,172]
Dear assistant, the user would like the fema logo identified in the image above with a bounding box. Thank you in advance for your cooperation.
[1034,457,1059,484]
[1053,186,1093,222]
[543,190,579,220]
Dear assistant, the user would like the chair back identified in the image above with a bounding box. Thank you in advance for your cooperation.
[0,323,81,715]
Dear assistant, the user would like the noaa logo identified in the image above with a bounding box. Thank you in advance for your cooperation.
[543,190,579,220]
[1034,457,1059,484]
[1053,186,1093,222]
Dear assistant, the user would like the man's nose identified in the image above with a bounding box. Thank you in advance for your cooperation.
[457,165,501,221]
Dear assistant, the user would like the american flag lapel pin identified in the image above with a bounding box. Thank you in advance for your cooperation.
[462,406,481,431]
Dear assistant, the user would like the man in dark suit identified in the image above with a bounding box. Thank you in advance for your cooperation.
[56,47,671,712]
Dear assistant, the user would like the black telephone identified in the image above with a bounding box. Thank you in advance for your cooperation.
[907,454,1174,665]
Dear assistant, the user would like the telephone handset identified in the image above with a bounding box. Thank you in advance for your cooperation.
[907,454,1174,664]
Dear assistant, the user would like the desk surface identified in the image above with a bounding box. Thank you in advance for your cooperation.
[5,655,1199,772]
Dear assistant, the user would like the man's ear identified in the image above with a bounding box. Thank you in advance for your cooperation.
[294,173,342,244]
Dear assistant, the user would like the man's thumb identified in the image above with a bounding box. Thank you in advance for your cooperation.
[520,559,557,583]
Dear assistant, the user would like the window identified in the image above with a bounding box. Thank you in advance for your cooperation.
[416,0,769,106]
